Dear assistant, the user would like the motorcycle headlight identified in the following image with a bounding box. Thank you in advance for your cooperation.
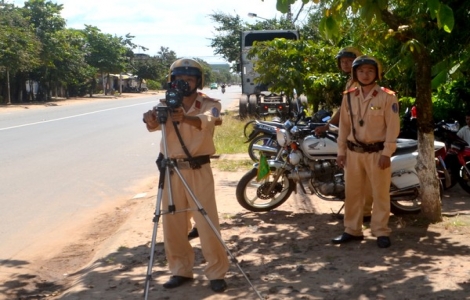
[288,150,302,165]
[276,129,290,147]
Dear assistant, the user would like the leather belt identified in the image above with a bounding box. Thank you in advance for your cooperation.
[347,141,384,153]
[171,155,211,169]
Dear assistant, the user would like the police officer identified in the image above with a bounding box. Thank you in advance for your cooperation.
[315,47,373,222]
[315,46,362,135]
[332,56,400,248]
[143,58,229,292]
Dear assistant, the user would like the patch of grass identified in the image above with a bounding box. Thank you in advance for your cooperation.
[440,215,470,229]
[212,159,254,172]
[214,111,251,154]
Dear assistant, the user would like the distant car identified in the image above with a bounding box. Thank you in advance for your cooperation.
[210,83,218,90]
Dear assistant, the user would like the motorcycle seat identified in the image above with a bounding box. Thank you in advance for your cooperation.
[393,138,418,156]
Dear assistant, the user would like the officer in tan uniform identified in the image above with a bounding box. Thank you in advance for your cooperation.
[315,47,373,222]
[332,56,400,248]
[143,58,229,292]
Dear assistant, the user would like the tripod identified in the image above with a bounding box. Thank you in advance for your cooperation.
[143,105,264,299]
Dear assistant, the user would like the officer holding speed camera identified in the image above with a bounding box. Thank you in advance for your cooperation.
[142,58,229,293]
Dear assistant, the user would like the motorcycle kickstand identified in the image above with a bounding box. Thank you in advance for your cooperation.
[332,203,344,220]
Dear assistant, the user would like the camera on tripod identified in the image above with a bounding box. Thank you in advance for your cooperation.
[165,79,190,109]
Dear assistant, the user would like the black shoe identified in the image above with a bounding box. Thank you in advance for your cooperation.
[331,232,364,244]
[162,276,193,289]
[188,228,199,240]
[210,279,227,293]
[377,236,391,248]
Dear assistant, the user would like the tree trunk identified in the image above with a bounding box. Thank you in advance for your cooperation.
[414,49,442,222]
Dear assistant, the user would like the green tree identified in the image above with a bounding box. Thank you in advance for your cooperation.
[248,38,342,110]
[22,0,67,101]
[155,46,177,88]
[82,25,129,96]
[0,1,41,103]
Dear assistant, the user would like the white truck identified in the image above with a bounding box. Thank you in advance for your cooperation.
[239,30,302,118]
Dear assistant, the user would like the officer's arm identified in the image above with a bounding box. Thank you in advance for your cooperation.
[181,115,202,130]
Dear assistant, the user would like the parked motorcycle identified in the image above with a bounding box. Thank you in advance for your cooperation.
[236,122,445,215]
[434,120,470,193]
[244,109,331,162]
[399,107,452,190]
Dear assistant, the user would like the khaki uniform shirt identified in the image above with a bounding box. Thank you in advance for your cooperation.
[153,93,222,158]
[338,84,400,157]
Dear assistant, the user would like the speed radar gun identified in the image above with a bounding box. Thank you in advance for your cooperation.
[143,85,264,300]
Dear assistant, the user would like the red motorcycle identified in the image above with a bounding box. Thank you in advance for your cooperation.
[434,120,470,193]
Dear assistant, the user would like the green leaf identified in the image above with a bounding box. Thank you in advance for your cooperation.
[437,4,454,33]
[427,0,439,19]
[431,70,448,89]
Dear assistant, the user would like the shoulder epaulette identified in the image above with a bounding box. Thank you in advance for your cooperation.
[343,87,358,95]
[198,92,220,102]
[381,87,396,95]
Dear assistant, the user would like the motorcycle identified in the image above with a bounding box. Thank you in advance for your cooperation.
[399,108,455,190]
[434,120,470,193]
[221,86,226,94]
[244,109,331,162]
[236,122,445,215]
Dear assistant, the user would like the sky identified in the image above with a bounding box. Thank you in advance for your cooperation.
[10,0,313,64]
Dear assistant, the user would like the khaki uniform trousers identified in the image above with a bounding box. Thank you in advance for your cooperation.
[344,149,392,237]
[161,163,229,280]
[345,172,373,217]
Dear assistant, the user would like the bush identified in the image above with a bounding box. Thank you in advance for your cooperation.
[146,80,162,91]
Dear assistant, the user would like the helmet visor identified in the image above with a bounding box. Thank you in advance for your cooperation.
[171,66,202,77]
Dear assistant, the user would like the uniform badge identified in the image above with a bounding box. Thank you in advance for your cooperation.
[195,100,201,109]
[211,107,220,118]
[372,90,378,97]
[392,103,399,113]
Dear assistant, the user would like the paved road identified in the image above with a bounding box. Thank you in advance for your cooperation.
[0,86,240,260]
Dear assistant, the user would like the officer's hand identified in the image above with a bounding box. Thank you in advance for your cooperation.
[143,109,158,129]
[337,155,346,169]
[171,107,185,123]
[314,124,328,136]
[378,155,391,170]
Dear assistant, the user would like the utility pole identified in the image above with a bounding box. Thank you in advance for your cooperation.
[6,67,11,105]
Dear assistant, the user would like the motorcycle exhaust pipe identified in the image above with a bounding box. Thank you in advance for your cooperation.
[252,144,279,154]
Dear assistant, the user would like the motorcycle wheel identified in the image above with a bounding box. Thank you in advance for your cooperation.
[248,134,279,162]
[243,120,256,139]
[457,159,470,193]
[235,168,294,212]
[390,189,422,215]
[390,180,443,215]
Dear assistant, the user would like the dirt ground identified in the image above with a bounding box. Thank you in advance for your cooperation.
[2,94,470,300]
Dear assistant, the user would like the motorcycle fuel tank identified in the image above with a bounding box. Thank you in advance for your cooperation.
[300,135,338,159]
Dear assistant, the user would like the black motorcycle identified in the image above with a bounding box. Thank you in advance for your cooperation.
[244,109,331,162]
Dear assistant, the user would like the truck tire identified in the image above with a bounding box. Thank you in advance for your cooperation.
[239,95,248,119]
[248,94,258,117]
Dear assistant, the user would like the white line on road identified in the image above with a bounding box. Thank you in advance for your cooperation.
[0,101,155,131]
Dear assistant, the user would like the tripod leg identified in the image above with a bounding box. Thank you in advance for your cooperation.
[143,186,163,300]
[172,167,265,300]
